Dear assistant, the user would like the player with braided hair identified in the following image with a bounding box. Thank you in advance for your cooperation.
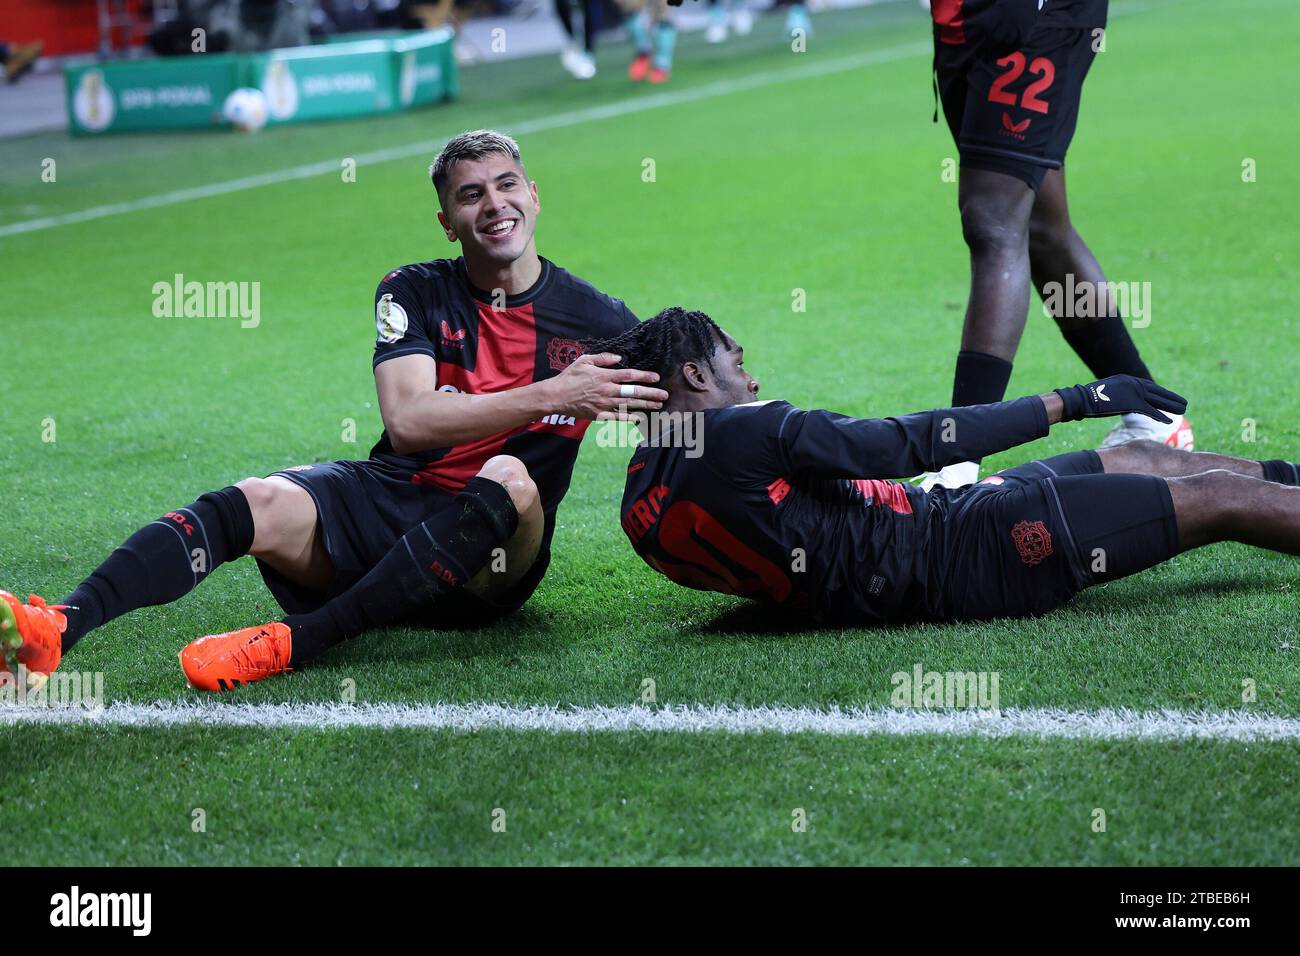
[585,306,724,384]
[607,308,1300,624]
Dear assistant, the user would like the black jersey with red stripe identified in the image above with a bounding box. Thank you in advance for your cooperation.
[932,0,1107,48]
[620,397,1049,623]
[370,256,637,540]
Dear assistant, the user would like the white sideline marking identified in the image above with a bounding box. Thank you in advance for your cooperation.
[4,701,1300,742]
[0,41,930,240]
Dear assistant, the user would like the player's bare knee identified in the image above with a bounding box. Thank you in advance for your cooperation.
[234,477,277,550]
[508,474,540,517]
[478,454,525,485]
[1098,438,1167,475]
[236,476,311,556]
[235,477,276,522]
[1174,470,1244,524]
[960,199,1026,255]
[478,455,538,515]
[1186,468,1239,487]
[1123,438,1168,463]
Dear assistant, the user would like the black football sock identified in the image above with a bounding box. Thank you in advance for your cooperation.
[951,350,1013,466]
[59,486,255,652]
[1060,315,1153,381]
[952,350,1014,408]
[284,476,518,666]
[1261,460,1300,486]
[555,0,576,41]
[582,0,597,52]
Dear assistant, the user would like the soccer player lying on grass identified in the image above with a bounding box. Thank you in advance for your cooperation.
[0,130,668,691]
[599,308,1300,623]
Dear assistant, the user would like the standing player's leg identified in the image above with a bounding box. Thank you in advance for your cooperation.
[623,0,674,83]
[918,167,1035,491]
[780,0,812,42]
[623,0,653,80]
[953,168,1037,401]
[0,477,324,684]
[557,0,597,79]
[923,29,1048,491]
[729,0,753,36]
[706,0,728,44]
[1029,171,1193,449]
[580,0,600,59]
[178,456,544,690]
[925,22,1114,490]
[647,0,676,83]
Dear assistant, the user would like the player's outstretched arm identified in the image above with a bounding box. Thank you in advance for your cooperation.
[776,375,1186,480]
[376,351,668,454]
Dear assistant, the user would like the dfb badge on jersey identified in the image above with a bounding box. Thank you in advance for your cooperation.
[376,293,409,344]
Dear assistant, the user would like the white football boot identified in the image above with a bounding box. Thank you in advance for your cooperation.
[1101,412,1194,450]
[561,45,597,80]
[918,460,981,492]
[731,5,754,36]
[706,6,728,44]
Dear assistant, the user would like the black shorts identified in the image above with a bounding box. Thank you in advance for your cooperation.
[257,459,549,625]
[935,25,1100,190]
[931,450,1180,620]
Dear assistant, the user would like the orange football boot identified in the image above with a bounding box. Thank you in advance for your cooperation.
[628,52,651,81]
[179,622,292,691]
[648,66,671,84]
[0,591,66,688]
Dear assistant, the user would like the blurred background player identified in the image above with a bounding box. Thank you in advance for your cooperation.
[0,39,43,83]
[148,0,310,56]
[704,0,753,44]
[556,0,599,79]
[921,0,1192,491]
[622,0,677,83]
[775,0,812,41]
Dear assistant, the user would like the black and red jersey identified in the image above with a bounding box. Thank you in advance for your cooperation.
[932,0,1107,48]
[620,397,1050,623]
[370,256,637,538]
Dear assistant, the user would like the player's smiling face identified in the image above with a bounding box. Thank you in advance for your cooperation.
[437,155,539,265]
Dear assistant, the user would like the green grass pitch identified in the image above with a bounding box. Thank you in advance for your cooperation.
[1,0,1298,865]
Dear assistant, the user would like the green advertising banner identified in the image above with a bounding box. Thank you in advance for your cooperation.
[244,39,398,126]
[393,30,458,107]
[63,30,457,135]
[66,55,243,135]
